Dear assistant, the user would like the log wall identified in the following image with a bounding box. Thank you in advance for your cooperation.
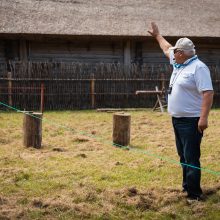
[29,40,124,63]
[0,36,219,110]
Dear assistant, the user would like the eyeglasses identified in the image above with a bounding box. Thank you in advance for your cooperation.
[174,49,183,54]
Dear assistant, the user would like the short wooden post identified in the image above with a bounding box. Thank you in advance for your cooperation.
[23,112,43,148]
[113,112,131,147]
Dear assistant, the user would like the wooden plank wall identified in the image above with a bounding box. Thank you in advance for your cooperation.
[130,41,168,64]
[142,44,168,64]
[197,48,220,66]
[29,40,124,63]
[136,40,220,66]
[0,42,6,104]
[0,37,220,110]
[0,41,5,61]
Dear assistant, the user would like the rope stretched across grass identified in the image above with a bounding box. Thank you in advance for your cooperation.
[0,101,219,177]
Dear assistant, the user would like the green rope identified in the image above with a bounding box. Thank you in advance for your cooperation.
[0,101,219,177]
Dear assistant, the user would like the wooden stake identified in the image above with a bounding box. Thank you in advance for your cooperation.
[113,112,131,146]
[161,73,165,90]
[155,86,164,112]
[23,112,43,148]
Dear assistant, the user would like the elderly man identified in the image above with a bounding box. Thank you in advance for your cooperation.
[148,22,214,202]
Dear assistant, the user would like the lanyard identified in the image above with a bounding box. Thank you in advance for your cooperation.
[170,56,198,87]
[173,55,198,69]
[169,66,187,87]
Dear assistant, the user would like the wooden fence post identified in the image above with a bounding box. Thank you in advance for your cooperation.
[7,72,12,106]
[23,112,43,148]
[113,112,131,146]
[90,75,95,108]
[40,82,45,113]
[161,73,165,90]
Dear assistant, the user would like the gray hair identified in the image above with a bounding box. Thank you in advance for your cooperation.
[183,49,196,57]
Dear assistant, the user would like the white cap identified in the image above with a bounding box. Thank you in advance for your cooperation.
[170,37,195,51]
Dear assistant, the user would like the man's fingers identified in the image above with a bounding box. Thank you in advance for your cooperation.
[151,22,157,29]
[198,127,203,133]
[198,125,208,133]
[151,22,156,27]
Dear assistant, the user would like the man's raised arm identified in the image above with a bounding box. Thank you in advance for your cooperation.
[148,22,172,59]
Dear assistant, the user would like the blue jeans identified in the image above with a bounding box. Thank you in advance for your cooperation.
[172,117,203,197]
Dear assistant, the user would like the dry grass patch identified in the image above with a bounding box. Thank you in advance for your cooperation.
[0,109,220,219]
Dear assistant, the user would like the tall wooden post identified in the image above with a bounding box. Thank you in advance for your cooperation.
[161,73,165,90]
[123,40,131,73]
[40,82,45,113]
[19,40,28,61]
[7,72,12,106]
[23,112,43,148]
[113,112,131,147]
[155,86,164,113]
[90,74,95,108]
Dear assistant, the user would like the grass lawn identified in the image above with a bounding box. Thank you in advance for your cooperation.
[0,109,220,219]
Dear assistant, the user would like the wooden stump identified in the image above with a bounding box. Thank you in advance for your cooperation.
[113,112,131,147]
[23,112,43,148]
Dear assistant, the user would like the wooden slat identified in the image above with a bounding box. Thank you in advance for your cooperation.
[29,41,124,63]
[0,42,5,61]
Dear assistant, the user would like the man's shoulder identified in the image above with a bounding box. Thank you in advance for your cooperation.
[195,59,209,69]
[188,58,209,73]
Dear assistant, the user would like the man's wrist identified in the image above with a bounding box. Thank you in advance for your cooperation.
[155,34,162,39]
[200,116,208,120]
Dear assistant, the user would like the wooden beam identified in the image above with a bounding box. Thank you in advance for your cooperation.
[7,72,12,106]
[90,76,95,109]
[123,40,131,71]
[19,40,28,61]
[40,83,45,113]
[135,90,163,95]
[155,86,164,113]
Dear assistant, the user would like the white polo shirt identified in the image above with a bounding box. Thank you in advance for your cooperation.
[168,51,213,118]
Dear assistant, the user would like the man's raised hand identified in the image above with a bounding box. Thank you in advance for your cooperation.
[148,22,160,37]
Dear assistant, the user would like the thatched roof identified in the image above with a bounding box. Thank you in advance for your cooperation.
[0,0,220,37]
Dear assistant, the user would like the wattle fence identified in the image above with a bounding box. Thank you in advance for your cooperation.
[0,61,219,111]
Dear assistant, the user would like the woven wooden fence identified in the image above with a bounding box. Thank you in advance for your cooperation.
[0,61,219,110]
